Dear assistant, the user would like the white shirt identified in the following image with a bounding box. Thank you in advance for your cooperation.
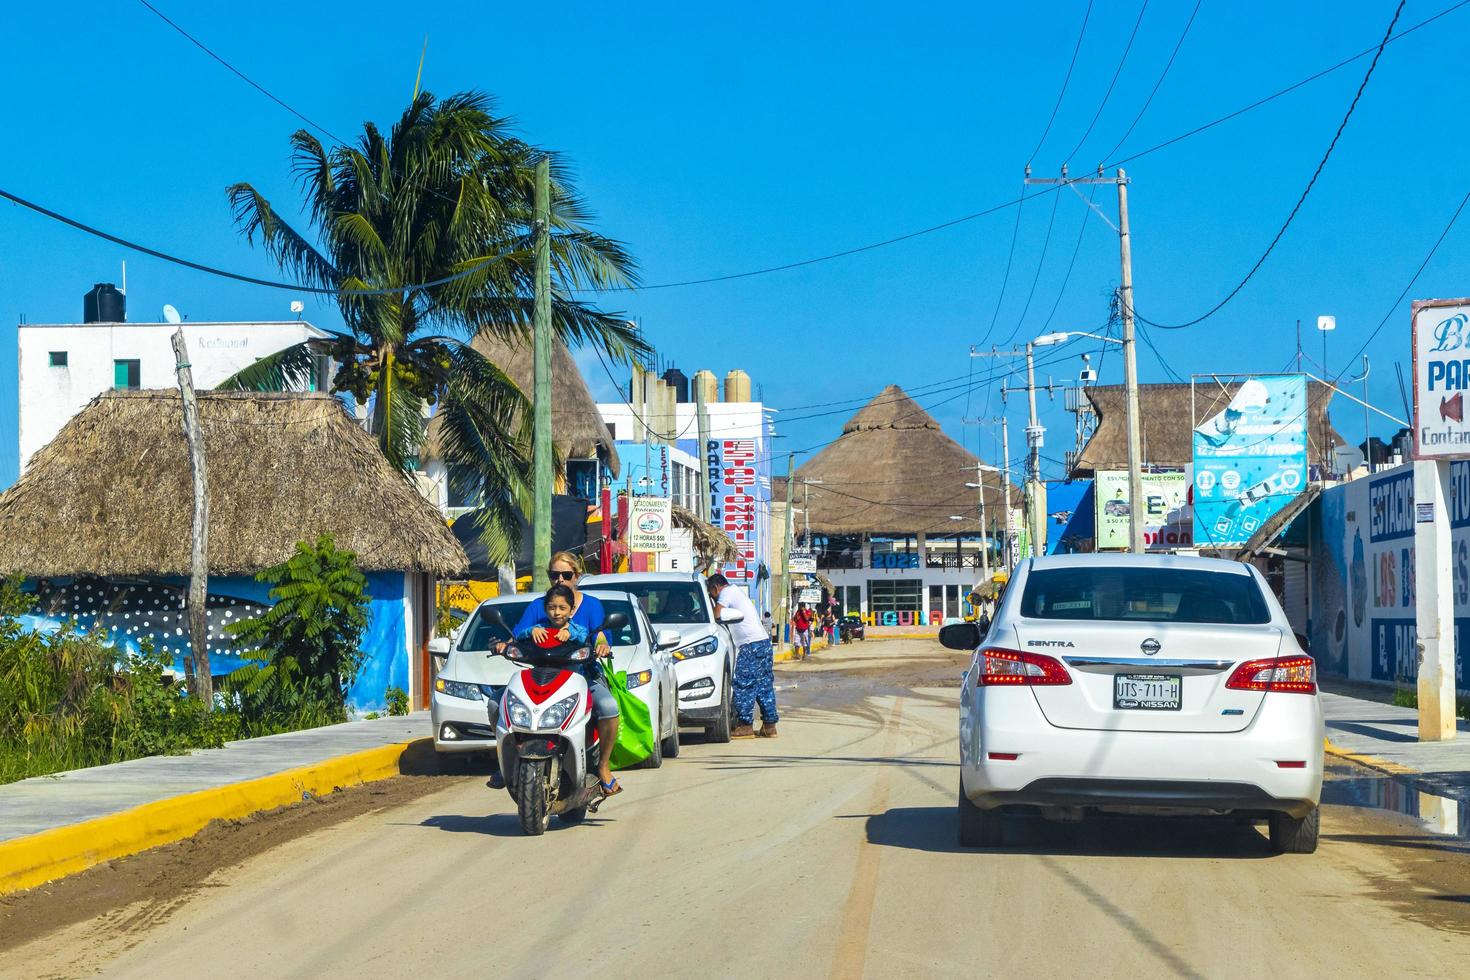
[716,585,767,647]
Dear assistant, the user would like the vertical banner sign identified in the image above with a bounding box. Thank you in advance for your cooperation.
[1094,471,1191,550]
[1192,375,1309,548]
[1412,299,1470,458]
[629,496,672,553]
[708,438,768,593]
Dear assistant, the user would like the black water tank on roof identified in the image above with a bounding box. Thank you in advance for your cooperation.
[662,367,689,403]
[83,283,126,323]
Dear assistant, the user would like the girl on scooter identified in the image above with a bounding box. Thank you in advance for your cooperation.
[511,553,623,797]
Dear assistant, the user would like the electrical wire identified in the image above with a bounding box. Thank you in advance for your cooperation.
[1028,0,1095,164]
[1063,0,1150,166]
[1038,184,1097,334]
[0,186,521,297]
[1131,0,1407,331]
[1101,0,1202,161]
[975,178,1029,351]
[1001,189,1062,347]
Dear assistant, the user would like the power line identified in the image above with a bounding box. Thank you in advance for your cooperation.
[1003,189,1062,347]
[1102,0,1202,161]
[1038,183,1097,334]
[977,178,1030,351]
[1133,0,1407,331]
[1063,0,1150,166]
[0,186,520,297]
[1028,0,1095,164]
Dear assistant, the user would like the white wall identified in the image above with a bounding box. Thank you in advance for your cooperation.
[18,321,327,472]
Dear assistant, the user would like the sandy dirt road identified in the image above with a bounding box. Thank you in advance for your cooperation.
[3,639,1469,979]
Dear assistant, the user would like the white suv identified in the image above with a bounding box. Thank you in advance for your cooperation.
[580,571,741,742]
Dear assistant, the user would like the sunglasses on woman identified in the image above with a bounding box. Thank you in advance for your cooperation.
[549,570,577,581]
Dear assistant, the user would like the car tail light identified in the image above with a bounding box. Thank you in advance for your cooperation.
[1225,656,1316,694]
[976,647,1071,686]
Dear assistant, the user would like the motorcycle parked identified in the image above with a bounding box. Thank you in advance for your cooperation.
[480,609,628,835]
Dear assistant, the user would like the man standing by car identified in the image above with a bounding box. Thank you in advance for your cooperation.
[707,573,778,739]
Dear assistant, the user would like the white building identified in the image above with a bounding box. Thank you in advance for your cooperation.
[16,319,328,474]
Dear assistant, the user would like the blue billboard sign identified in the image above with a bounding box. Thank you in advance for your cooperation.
[1192,375,1309,548]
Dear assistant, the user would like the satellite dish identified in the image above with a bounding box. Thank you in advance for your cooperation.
[162,304,182,325]
[290,300,305,314]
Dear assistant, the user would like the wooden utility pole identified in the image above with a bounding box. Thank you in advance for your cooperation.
[171,329,211,705]
[532,157,553,592]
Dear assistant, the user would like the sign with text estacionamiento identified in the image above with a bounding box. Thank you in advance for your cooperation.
[628,496,672,553]
[1094,470,1190,550]
[1191,375,1309,548]
[1413,298,1470,458]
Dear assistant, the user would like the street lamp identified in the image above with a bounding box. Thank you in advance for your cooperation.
[963,461,1004,580]
[1034,328,1144,554]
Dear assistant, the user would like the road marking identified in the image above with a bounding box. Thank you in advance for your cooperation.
[829,698,905,980]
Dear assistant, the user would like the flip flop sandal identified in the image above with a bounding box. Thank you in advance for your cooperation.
[599,778,623,798]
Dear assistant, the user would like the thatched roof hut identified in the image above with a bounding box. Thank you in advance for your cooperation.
[1071,381,1345,476]
[0,389,468,578]
[672,504,741,565]
[787,385,1012,535]
[423,334,619,475]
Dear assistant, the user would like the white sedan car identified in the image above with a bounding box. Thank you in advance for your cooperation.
[948,554,1324,853]
[430,590,682,767]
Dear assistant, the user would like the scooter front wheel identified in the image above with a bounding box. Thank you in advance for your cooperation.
[517,758,552,835]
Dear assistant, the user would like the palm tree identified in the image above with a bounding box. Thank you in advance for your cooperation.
[221,91,644,562]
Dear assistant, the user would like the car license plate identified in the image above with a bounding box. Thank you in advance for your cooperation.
[1113,673,1181,711]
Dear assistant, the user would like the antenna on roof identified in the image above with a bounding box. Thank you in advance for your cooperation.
[290,300,305,319]
[162,304,182,325]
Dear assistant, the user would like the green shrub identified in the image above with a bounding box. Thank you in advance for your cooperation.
[227,535,369,728]
[385,686,409,716]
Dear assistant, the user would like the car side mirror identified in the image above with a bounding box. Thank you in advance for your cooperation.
[718,609,744,625]
[480,609,507,629]
[428,637,451,656]
[939,622,982,651]
[601,612,629,632]
[656,629,682,650]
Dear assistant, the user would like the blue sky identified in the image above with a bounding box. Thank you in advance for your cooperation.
[3,0,1467,483]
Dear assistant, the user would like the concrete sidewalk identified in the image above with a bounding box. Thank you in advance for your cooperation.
[0,712,430,894]
[1322,691,1470,801]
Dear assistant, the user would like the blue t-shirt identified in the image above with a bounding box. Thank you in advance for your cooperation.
[512,592,606,681]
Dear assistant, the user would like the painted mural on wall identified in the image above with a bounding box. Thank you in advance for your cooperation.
[18,572,411,711]
[1309,461,1469,694]
[1192,375,1309,548]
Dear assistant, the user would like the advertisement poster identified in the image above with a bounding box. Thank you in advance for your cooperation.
[628,496,672,552]
[1412,300,1470,458]
[1192,375,1309,548]
[789,551,817,574]
[1094,470,1191,550]
[707,437,770,595]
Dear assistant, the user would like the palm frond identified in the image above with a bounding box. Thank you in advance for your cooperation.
[225,183,339,290]
[213,341,318,392]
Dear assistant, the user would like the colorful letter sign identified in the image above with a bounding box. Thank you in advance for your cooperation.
[1192,375,1309,548]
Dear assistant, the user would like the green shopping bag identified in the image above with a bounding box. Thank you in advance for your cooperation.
[602,658,655,770]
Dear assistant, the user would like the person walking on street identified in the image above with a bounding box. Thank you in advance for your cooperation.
[792,602,814,660]
[708,574,778,738]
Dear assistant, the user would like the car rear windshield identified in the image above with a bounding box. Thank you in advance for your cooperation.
[613,582,710,625]
[1019,567,1271,624]
[459,602,531,651]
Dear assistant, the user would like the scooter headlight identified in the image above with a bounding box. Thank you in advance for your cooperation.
[504,692,533,728]
[538,693,581,730]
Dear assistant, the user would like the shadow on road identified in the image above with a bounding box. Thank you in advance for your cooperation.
[863,806,1277,859]
[417,812,612,836]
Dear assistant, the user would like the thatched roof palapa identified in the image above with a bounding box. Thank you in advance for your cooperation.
[788,385,1013,536]
[424,334,619,476]
[0,390,468,578]
[671,504,741,565]
[1072,381,1345,477]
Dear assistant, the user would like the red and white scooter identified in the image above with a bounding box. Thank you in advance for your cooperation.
[482,610,626,835]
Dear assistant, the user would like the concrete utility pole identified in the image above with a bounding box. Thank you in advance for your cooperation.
[975,462,992,584]
[1116,169,1145,554]
[781,454,795,644]
[695,378,712,522]
[1026,165,1144,552]
[1001,418,1013,568]
[1024,343,1047,558]
[171,329,211,706]
[532,157,553,592]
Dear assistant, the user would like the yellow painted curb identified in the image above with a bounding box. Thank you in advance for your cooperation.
[1323,737,1420,777]
[0,738,427,897]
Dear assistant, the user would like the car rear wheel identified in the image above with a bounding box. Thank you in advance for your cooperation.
[958,780,1004,847]
[706,667,733,743]
[661,696,681,759]
[1268,807,1319,854]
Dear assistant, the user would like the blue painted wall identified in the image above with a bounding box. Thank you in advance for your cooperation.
[17,570,411,712]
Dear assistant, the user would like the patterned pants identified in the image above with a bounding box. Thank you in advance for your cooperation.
[732,638,778,725]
